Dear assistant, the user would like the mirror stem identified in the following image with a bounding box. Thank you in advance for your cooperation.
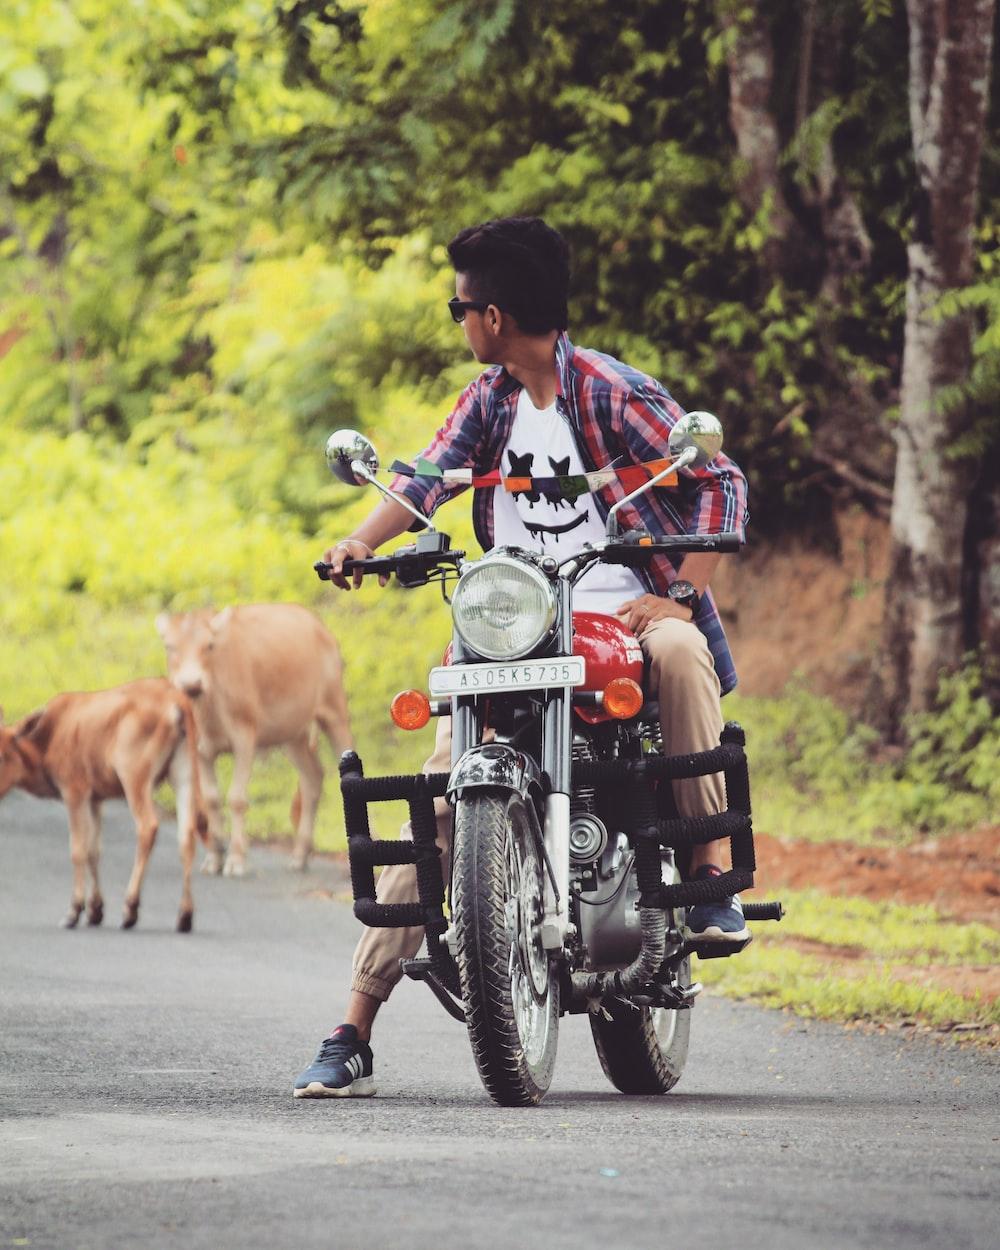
[352,461,435,532]
[606,447,697,537]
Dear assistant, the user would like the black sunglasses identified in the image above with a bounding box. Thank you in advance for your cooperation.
[448,296,490,324]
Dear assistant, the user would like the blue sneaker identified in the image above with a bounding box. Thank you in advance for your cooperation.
[293,1024,376,1099]
[686,865,751,945]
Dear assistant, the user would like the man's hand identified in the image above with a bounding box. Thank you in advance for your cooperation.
[616,593,692,633]
[321,538,382,591]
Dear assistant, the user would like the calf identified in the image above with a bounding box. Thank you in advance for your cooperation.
[156,604,354,875]
[0,679,209,931]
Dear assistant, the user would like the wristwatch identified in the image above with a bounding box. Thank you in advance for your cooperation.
[666,579,700,613]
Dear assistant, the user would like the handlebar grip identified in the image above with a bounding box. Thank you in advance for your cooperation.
[647,531,743,553]
[742,901,784,922]
[313,556,398,581]
[314,558,368,579]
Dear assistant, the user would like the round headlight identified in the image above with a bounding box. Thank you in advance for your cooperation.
[452,555,558,660]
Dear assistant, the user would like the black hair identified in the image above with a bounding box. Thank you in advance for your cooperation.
[447,216,570,335]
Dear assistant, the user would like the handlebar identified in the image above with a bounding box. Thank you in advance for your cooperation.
[314,530,742,584]
[313,540,465,588]
[599,530,743,566]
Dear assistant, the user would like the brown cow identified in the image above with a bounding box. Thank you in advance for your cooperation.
[156,604,353,875]
[0,679,209,931]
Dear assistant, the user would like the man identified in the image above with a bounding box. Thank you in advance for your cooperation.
[294,216,749,1099]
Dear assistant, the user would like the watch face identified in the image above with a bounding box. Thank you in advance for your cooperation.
[668,579,697,602]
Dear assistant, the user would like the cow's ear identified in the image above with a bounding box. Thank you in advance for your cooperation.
[210,606,234,635]
[154,612,171,639]
[15,710,43,741]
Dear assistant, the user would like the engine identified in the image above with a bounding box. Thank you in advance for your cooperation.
[569,734,643,972]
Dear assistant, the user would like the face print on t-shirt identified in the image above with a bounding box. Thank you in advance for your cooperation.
[505,448,590,545]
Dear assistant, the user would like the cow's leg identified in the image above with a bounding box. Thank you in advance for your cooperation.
[223,730,256,877]
[199,754,225,875]
[168,748,196,933]
[63,794,92,929]
[285,733,323,870]
[86,798,104,926]
[317,682,354,761]
[121,771,159,928]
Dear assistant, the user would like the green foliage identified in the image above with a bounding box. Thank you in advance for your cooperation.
[2,0,999,851]
[2,0,997,537]
[0,426,320,630]
[905,663,1000,812]
[729,676,1000,842]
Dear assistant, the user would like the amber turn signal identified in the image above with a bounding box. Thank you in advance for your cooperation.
[390,689,432,731]
[602,677,644,720]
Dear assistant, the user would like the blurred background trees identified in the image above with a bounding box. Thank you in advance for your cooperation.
[2,0,998,744]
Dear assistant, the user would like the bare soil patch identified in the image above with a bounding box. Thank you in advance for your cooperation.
[714,508,889,709]
[752,826,1000,928]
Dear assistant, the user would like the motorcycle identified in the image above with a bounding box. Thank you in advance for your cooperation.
[315,414,783,1106]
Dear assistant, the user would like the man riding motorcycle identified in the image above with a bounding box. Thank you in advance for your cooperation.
[294,215,750,1099]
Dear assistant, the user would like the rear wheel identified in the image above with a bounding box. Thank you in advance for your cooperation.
[589,956,691,1094]
[452,790,559,1106]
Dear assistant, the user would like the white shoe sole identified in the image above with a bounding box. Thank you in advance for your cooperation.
[293,1076,376,1099]
[687,925,751,944]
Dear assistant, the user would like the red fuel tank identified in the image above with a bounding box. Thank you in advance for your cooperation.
[572,611,645,725]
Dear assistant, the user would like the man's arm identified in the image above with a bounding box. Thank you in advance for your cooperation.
[613,382,743,631]
[677,551,721,598]
[321,378,487,590]
[615,551,722,631]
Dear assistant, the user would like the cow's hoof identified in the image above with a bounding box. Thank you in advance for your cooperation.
[288,854,309,872]
[121,900,139,929]
[176,911,193,933]
[62,907,83,929]
[222,858,246,878]
[87,901,104,927]
[200,853,224,876]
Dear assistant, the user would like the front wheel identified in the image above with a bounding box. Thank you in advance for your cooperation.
[452,790,559,1106]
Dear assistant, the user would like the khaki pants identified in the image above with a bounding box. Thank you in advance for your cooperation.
[352,617,725,1001]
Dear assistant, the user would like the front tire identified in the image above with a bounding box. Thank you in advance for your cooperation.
[589,956,691,1094]
[452,790,559,1106]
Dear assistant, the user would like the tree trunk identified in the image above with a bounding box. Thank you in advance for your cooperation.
[795,2,872,303]
[716,0,804,277]
[876,0,995,737]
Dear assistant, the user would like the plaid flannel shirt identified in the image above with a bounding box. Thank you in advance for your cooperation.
[390,332,749,693]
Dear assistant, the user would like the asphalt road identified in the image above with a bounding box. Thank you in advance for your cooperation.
[2,791,998,1250]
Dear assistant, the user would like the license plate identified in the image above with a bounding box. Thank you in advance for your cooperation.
[428,656,586,696]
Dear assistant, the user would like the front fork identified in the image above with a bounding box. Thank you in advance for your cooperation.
[538,580,574,947]
[449,579,575,953]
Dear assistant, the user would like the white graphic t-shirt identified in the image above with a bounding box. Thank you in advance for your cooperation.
[492,389,645,616]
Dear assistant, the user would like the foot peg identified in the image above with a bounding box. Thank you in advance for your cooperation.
[401,957,466,1023]
[688,936,753,960]
[632,980,703,1009]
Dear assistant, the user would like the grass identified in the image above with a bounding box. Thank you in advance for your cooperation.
[754,889,1000,966]
[698,943,1000,1031]
[698,890,1000,1034]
